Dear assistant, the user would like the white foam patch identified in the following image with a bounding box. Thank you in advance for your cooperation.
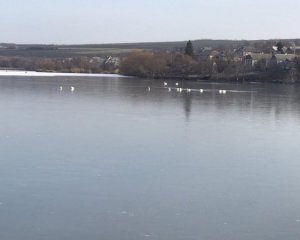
[0,70,126,78]
[227,90,256,93]
[249,82,263,84]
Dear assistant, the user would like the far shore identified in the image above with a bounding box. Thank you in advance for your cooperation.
[0,70,126,78]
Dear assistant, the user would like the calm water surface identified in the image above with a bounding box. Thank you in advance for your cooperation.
[0,76,300,240]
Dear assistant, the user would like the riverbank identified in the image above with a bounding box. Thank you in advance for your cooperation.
[147,70,299,83]
[0,70,297,84]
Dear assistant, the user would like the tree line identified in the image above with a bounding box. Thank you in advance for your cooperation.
[0,56,116,73]
[120,42,237,78]
[120,41,300,82]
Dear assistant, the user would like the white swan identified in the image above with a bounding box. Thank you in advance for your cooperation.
[219,90,223,94]
[148,87,151,91]
[164,82,168,86]
[176,83,179,86]
[71,86,75,92]
[222,90,227,94]
[200,89,204,93]
[59,86,63,91]
[187,88,191,92]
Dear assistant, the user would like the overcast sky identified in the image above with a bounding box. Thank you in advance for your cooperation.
[1,0,299,44]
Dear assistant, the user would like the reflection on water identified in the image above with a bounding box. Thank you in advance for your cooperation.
[0,76,300,240]
[1,76,300,123]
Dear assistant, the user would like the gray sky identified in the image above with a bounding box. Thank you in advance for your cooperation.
[1,0,299,44]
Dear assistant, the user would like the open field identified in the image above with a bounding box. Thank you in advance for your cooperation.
[0,47,141,58]
[0,38,299,58]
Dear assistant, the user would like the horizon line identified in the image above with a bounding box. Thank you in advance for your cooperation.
[2,38,300,46]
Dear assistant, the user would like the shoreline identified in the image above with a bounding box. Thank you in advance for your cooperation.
[0,70,297,84]
[0,70,126,78]
[140,71,299,84]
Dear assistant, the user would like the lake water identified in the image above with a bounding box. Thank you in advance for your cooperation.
[0,76,300,240]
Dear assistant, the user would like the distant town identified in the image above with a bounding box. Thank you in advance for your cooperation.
[0,39,300,83]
